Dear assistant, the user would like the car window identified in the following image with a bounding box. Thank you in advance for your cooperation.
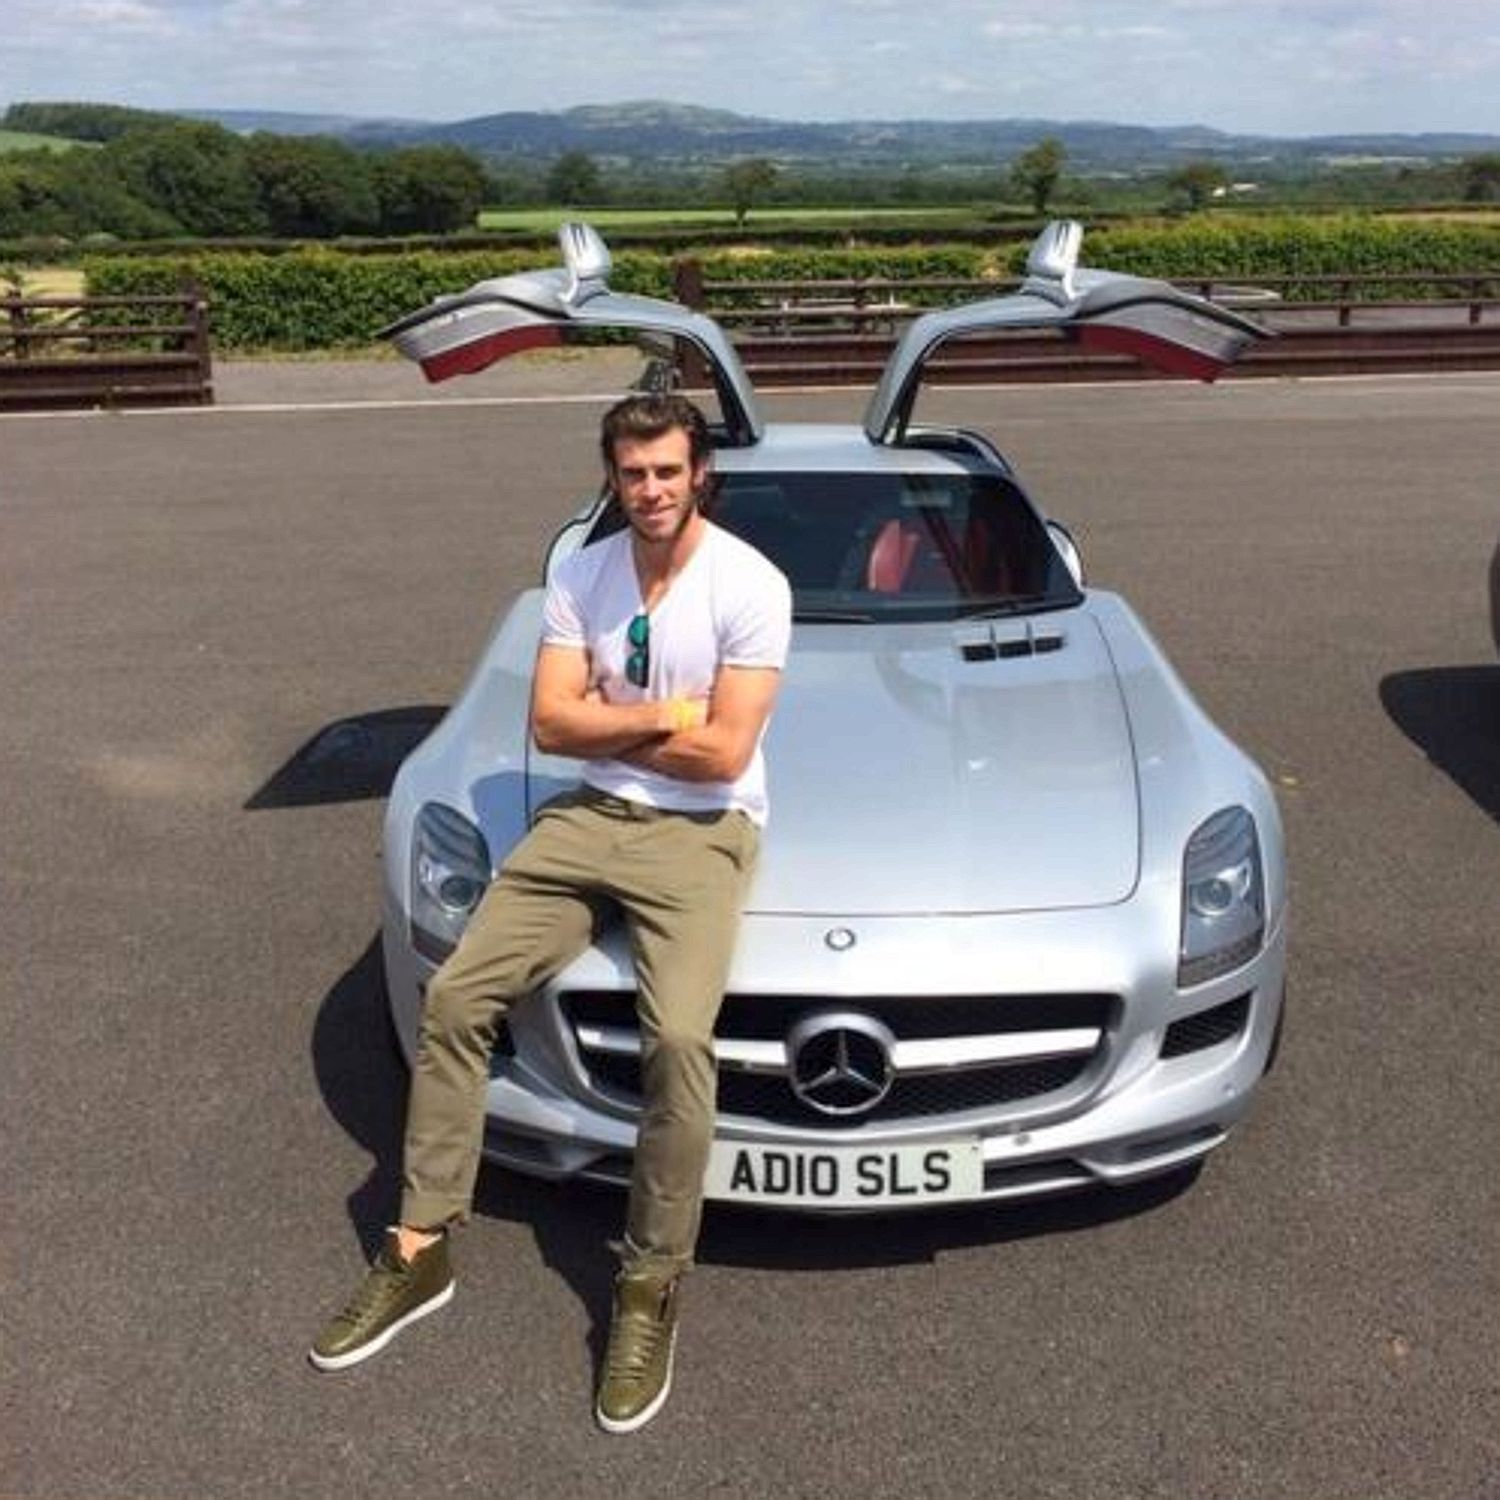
[589,470,1082,622]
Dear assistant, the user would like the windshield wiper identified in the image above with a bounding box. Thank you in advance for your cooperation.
[958,593,1068,620]
[793,608,876,623]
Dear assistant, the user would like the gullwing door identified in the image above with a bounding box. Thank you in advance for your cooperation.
[865,220,1268,445]
[380,222,764,446]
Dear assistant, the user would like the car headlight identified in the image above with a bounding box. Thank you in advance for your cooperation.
[1178,806,1264,987]
[410,802,491,965]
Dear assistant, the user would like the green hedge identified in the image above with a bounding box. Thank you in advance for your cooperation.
[696,244,987,282]
[1087,216,1500,297]
[82,217,1500,352]
[82,247,677,349]
[692,245,989,312]
[82,243,991,348]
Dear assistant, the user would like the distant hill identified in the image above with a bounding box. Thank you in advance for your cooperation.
[178,107,429,138]
[185,100,1500,172]
[11,98,1500,171]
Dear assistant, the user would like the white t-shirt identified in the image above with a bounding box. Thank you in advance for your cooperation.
[540,521,793,825]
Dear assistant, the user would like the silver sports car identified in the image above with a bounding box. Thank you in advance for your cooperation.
[377,221,1287,1212]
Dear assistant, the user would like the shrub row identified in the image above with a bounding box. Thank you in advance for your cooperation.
[83,248,676,349]
[81,217,1500,352]
[82,244,993,348]
[687,244,993,316]
[1085,216,1500,298]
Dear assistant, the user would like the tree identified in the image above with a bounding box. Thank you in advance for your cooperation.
[1167,160,1230,211]
[3,100,168,144]
[1010,137,1066,214]
[545,150,602,206]
[1460,154,1500,203]
[721,157,777,226]
[103,120,267,235]
[372,146,488,234]
[246,134,379,237]
[484,161,546,207]
[0,148,178,238]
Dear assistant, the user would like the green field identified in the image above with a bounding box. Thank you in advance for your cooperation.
[476,205,987,233]
[0,129,88,154]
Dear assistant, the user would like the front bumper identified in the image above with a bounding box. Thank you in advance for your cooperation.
[382,894,1287,1212]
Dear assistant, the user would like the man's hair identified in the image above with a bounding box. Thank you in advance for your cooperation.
[599,393,714,473]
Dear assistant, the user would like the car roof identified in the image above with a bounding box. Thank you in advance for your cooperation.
[715,422,991,475]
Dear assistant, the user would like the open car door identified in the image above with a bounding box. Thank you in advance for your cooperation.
[864,220,1268,445]
[380,222,764,446]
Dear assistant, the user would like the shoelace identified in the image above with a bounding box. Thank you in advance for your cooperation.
[605,1310,668,1383]
[335,1258,409,1328]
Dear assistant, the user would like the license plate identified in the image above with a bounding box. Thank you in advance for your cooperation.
[704,1138,982,1208]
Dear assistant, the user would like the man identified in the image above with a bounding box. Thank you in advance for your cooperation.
[310,393,793,1435]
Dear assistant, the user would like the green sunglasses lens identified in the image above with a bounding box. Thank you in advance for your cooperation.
[626,612,649,686]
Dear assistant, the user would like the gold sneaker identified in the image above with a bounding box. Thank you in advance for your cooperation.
[595,1272,679,1433]
[309,1231,454,1372]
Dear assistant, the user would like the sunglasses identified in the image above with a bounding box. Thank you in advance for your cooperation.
[625,611,650,687]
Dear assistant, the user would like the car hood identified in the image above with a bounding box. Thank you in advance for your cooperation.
[752,613,1139,915]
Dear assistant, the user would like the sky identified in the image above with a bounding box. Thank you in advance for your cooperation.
[3,0,1498,138]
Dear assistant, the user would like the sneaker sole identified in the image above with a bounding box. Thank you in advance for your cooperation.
[307,1278,455,1373]
[594,1329,676,1435]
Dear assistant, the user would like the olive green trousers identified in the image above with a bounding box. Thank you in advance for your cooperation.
[401,786,759,1277]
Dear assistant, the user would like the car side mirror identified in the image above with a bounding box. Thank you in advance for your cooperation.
[1047,520,1085,588]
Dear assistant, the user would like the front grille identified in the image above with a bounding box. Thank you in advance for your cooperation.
[560,989,1115,1128]
[1161,994,1251,1058]
[563,990,1113,1038]
[586,1052,1087,1124]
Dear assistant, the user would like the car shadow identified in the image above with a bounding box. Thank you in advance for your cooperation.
[246,706,446,808]
[310,937,408,1260]
[309,937,623,1341]
[1379,665,1500,822]
[312,935,1202,1350]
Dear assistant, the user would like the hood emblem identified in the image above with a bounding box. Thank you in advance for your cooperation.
[786,1011,896,1117]
[824,927,856,952]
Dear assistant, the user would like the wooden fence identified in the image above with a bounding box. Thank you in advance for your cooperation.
[4,270,1500,408]
[671,263,1500,384]
[0,289,213,411]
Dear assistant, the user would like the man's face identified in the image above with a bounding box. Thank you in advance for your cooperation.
[609,427,708,547]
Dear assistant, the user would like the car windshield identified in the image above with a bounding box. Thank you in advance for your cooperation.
[590,469,1078,622]
[705,470,1079,622]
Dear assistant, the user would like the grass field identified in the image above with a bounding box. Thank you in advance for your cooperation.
[1377,208,1500,223]
[3,267,87,297]
[476,205,987,233]
[0,130,87,154]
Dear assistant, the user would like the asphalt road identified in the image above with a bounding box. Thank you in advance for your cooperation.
[3,367,1499,1500]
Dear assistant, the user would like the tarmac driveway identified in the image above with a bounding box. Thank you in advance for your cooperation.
[3,368,1499,1500]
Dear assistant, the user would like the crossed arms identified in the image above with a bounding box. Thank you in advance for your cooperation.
[529,642,781,783]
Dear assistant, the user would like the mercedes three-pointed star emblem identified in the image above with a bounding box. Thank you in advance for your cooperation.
[786,1010,897,1117]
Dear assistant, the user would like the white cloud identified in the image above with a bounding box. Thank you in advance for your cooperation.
[0,0,1496,133]
[73,0,167,22]
[981,21,1052,39]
